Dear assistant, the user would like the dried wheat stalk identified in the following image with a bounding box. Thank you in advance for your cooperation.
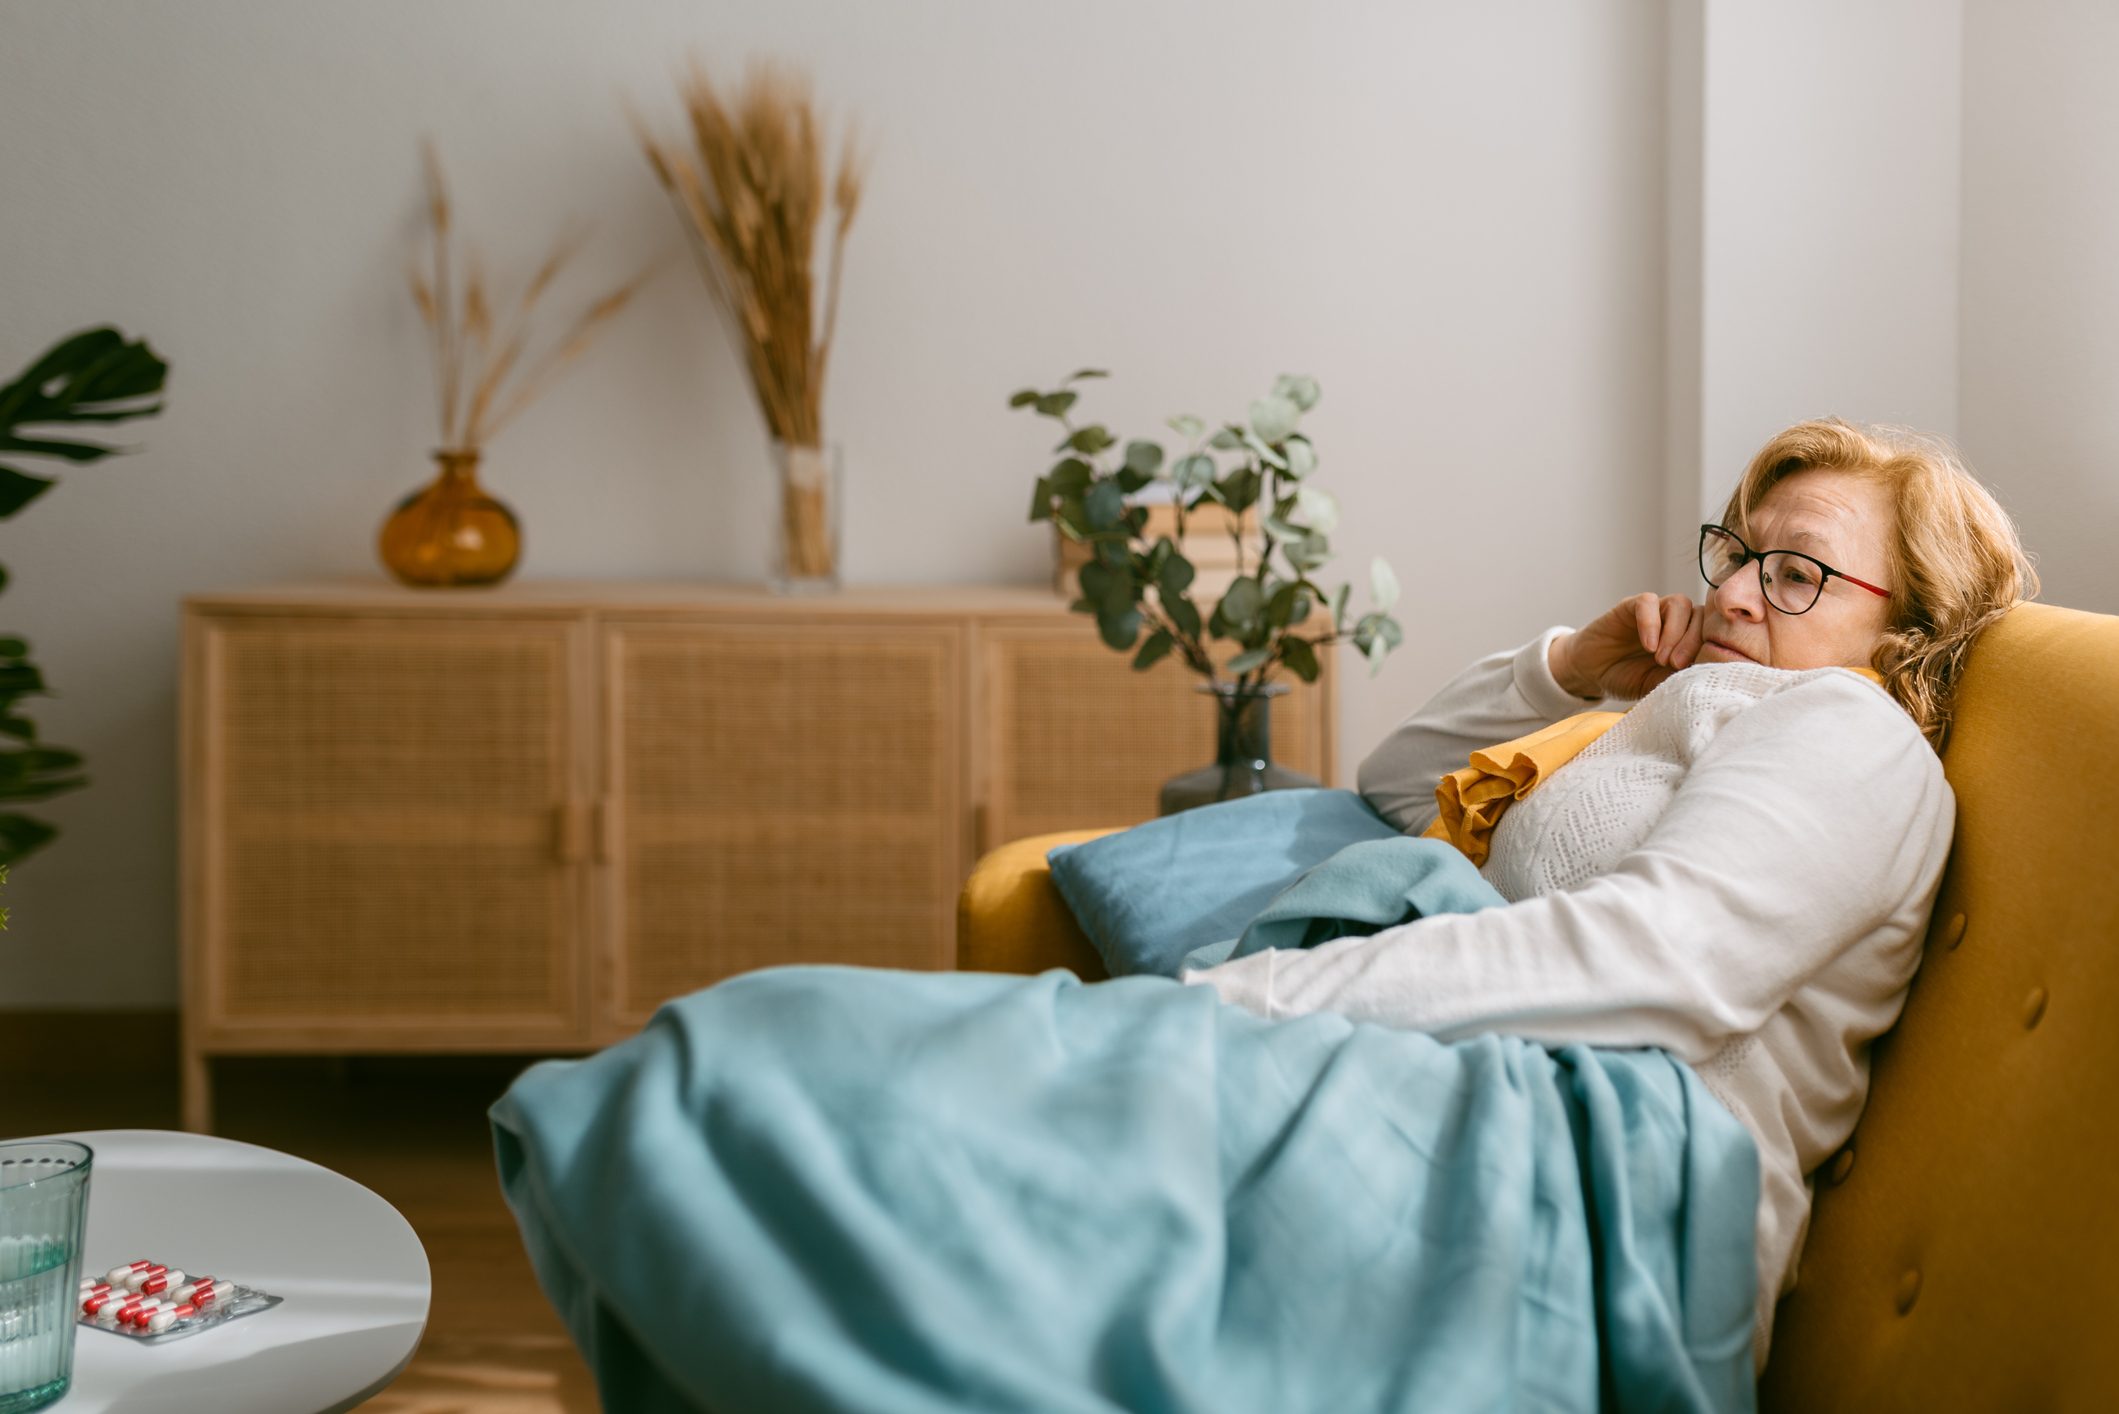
[408,140,653,455]
[631,60,866,578]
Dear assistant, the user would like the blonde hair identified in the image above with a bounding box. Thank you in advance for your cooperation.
[1718,418,2038,754]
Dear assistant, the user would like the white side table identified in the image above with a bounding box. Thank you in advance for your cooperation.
[33,1129,430,1413]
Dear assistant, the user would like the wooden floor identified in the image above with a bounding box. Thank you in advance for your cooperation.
[8,1053,600,1412]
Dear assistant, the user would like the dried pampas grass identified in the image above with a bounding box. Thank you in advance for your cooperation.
[631,59,867,580]
[409,140,655,452]
[631,59,866,447]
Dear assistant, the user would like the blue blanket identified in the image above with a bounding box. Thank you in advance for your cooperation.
[1178,835,1509,973]
[1046,788,1410,977]
[493,966,1761,1412]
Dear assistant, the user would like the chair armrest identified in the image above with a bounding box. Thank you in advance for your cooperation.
[955,829,1120,979]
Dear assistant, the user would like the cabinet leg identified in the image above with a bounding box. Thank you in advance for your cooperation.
[181,1049,213,1134]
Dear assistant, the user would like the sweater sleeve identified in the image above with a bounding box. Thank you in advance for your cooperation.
[1357,626,1609,834]
[1189,672,1954,1064]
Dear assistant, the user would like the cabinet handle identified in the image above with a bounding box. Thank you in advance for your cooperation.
[555,800,590,865]
[596,798,619,864]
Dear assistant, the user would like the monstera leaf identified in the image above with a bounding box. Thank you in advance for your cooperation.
[0,327,167,866]
[0,327,167,518]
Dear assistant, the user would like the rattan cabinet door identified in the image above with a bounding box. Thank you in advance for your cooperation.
[191,615,588,1046]
[978,622,1334,850]
[600,619,963,1032]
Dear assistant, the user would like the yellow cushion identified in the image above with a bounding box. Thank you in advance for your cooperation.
[955,829,1116,980]
[1759,601,2119,1408]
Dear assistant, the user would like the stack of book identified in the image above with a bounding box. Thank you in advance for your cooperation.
[1052,501,1264,605]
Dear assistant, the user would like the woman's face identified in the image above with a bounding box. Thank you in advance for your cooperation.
[1694,467,1897,672]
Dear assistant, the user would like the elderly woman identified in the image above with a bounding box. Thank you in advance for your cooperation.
[1186,416,2038,1369]
[494,417,2035,1411]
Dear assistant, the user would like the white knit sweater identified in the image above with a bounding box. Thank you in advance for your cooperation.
[1181,627,1955,1372]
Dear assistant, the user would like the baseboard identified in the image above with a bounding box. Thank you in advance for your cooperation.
[0,1009,178,1076]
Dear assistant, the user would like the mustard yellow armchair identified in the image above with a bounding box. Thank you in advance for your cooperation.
[955,602,2119,1410]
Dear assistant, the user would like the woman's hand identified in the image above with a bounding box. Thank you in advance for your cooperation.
[1548,592,1706,701]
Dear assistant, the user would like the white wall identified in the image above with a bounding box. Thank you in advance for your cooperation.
[1661,0,1963,591]
[1959,0,2119,613]
[0,0,1670,1007]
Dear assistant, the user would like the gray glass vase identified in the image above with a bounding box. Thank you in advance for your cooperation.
[1158,681,1321,816]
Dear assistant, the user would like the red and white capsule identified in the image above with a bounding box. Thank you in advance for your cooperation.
[146,1303,198,1333]
[136,1268,185,1297]
[105,1260,152,1285]
[81,1289,127,1317]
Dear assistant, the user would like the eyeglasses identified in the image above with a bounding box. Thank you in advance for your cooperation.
[1698,524,1890,616]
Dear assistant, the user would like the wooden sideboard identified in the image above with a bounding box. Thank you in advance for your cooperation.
[179,582,1339,1129]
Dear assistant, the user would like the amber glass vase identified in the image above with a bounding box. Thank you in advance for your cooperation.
[378,449,521,587]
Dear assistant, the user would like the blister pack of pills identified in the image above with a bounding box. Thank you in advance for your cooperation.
[77,1258,282,1343]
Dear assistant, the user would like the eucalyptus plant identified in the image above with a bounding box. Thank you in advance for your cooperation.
[0,326,168,866]
[1013,371,1402,691]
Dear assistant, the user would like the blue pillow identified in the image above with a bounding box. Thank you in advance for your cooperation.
[1044,788,1405,979]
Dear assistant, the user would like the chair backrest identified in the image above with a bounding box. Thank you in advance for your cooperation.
[1758,601,2119,1409]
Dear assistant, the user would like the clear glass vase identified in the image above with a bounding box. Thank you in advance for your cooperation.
[1158,681,1322,816]
[769,439,843,594]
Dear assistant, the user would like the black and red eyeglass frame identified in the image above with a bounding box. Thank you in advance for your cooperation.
[1698,524,1890,615]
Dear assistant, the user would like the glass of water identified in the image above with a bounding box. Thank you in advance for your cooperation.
[0,1141,91,1413]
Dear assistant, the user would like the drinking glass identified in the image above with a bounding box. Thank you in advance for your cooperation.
[0,1141,91,1413]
